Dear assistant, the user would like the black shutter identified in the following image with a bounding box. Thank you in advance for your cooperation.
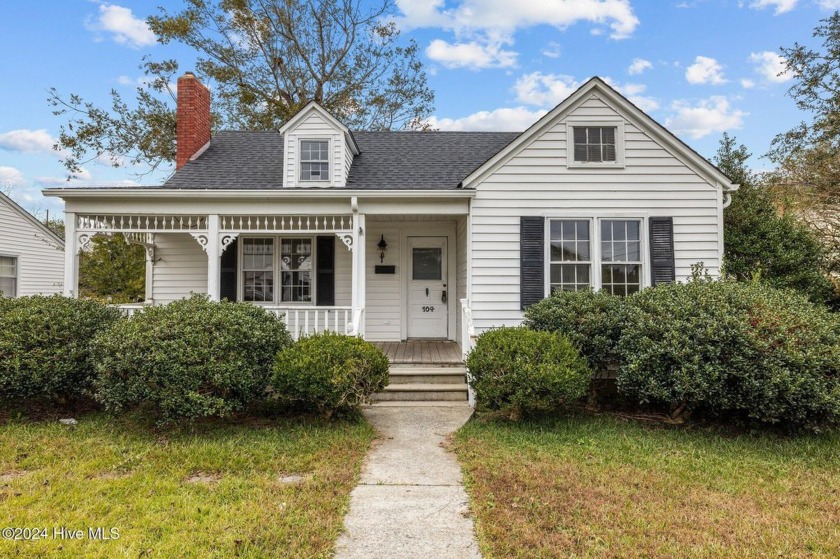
[316,235,335,306]
[220,238,238,301]
[520,216,545,310]
[649,217,676,285]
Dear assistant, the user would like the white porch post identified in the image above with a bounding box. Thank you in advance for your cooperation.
[349,205,366,336]
[207,214,221,301]
[144,246,155,304]
[63,211,79,297]
[357,213,366,336]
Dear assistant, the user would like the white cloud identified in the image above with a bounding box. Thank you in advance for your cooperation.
[603,78,660,112]
[397,0,639,39]
[514,73,581,106]
[0,129,56,154]
[86,4,155,49]
[685,56,727,85]
[818,1,840,8]
[741,78,756,89]
[426,38,517,69]
[666,96,746,139]
[541,41,561,59]
[749,51,792,83]
[749,0,798,14]
[0,166,26,187]
[35,167,93,187]
[429,107,547,131]
[117,75,134,86]
[627,58,653,75]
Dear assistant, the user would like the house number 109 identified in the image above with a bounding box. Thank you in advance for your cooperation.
[422,306,435,312]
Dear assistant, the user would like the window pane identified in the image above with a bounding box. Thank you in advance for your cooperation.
[0,256,15,277]
[602,127,615,144]
[628,241,641,261]
[576,221,590,240]
[601,220,611,241]
[412,248,442,280]
[627,220,640,241]
[587,145,602,162]
[0,277,15,297]
[613,222,626,241]
[577,241,590,260]
[588,127,601,143]
[626,264,640,284]
[561,220,575,237]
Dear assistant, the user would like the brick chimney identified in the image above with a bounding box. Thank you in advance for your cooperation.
[176,72,211,170]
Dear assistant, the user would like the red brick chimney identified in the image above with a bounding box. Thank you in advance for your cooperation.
[176,72,211,170]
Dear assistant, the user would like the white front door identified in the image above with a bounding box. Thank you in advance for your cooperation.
[407,236,448,339]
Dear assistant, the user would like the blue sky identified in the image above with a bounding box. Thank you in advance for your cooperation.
[0,0,836,218]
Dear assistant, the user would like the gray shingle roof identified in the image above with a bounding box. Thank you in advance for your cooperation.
[160,130,519,190]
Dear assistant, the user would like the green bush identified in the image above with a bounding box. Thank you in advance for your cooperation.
[92,295,291,423]
[618,280,840,430]
[524,289,631,374]
[466,327,591,418]
[271,333,389,415]
[0,295,120,401]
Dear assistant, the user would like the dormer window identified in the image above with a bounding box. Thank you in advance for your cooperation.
[300,139,330,181]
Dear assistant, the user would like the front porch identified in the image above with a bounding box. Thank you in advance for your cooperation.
[373,341,463,364]
[63,205,472,347]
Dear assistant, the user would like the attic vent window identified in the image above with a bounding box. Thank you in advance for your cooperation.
[573,127,616,163]
[300,139,330,181]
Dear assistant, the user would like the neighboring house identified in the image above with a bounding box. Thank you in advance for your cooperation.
[45,73,736,349]
[0,192,65,297]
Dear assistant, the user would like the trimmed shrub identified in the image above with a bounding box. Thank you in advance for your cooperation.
[466,327,591,418]
[618,280,840,430]
[524,289,631,374]
[271,333,389,415]
[92,295,291,423]
[0,295,120,401]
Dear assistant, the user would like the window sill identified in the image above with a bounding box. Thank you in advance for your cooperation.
[566,161,625,169]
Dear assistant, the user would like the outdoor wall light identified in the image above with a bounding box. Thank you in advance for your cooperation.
[377,234,388,263]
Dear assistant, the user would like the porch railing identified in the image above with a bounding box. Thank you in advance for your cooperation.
[114,303,355,341]
[264,306,353,340]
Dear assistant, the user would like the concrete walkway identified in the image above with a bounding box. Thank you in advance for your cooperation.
[334,405,482,559]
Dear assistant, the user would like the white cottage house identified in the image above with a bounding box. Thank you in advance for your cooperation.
[0,192,64,297]
[45,74,736,369]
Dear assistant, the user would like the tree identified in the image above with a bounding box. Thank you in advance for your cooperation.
[716,133,836,307]
[767,13,840,278]
[78,235,145,303]
[49,0,434,178]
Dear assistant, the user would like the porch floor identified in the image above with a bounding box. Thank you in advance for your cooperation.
[373,341,463,364]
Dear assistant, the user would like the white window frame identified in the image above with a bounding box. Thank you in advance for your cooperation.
[566,120,625,169]
[0,254,18,298]
[599,218,645,296]
[544,214,648,296]
[299,138,331,182]
[547,218,594,293]
[238,235,316,306]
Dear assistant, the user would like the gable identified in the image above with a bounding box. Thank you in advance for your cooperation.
[460,78,736,192]
[0,193,64,248]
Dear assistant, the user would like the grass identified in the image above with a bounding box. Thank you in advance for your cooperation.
[0,412,375,558]
[454,413,840,559]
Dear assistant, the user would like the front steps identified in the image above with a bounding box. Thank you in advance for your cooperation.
[372,364,469,403]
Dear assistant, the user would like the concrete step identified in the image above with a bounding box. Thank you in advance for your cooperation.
[372,383,469,402]
[366,401,472,408]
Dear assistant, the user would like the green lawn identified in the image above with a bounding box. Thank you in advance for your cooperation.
[454,414,840,559]
[0,412,375,558]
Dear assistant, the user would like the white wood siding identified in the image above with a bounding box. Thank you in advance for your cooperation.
[469,93,723,332]
[364,224,402,340]
[151,233,207,304]
[0,198,63,296]
[283,111,350,187]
